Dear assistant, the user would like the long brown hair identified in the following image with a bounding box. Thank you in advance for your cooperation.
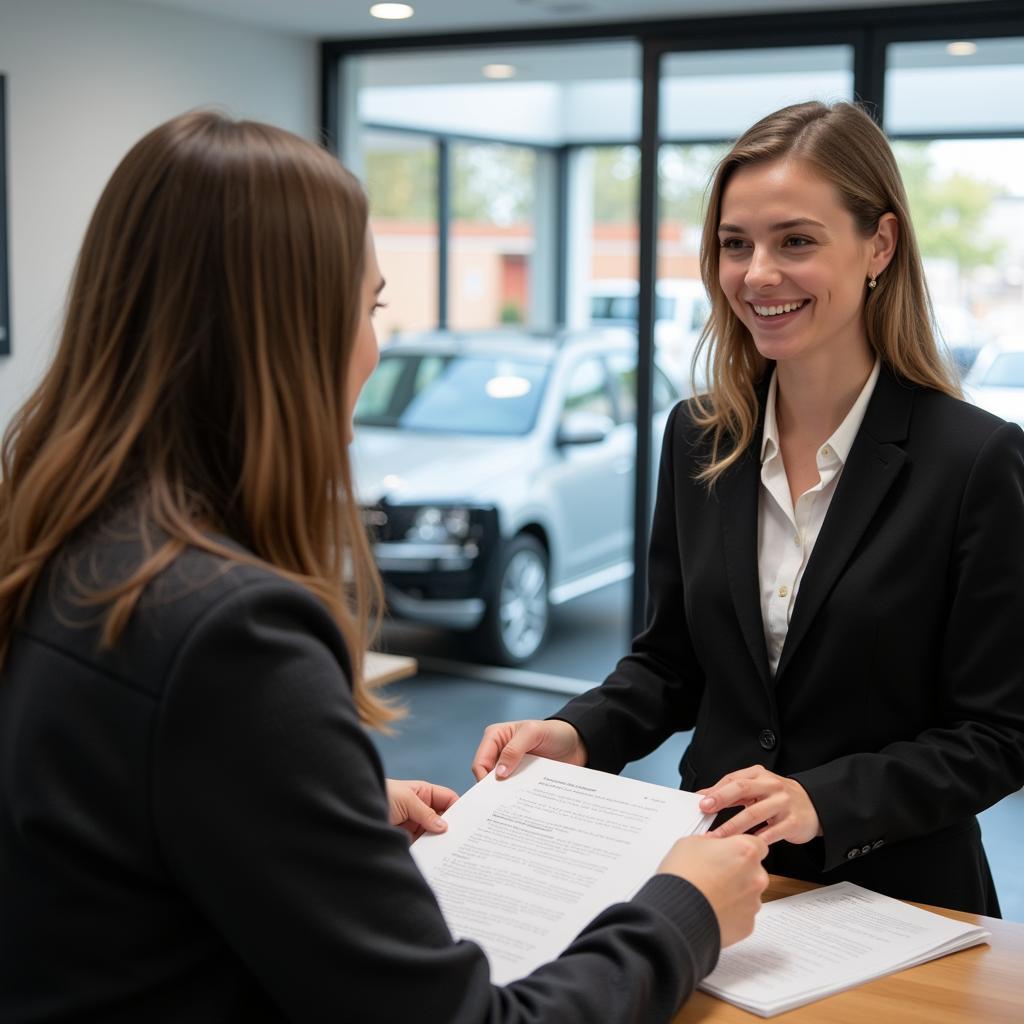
[0,111,397,727]
[692,100,961,484]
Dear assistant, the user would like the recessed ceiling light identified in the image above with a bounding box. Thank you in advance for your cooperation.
[946,41,978,57]
[370,3,414,20]
[483,64,517,79]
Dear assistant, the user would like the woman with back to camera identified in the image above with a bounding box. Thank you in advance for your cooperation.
[0,111,769,1022]
[474,100,1024,916]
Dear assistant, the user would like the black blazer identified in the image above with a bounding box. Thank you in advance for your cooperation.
[0,519,718,1023]
[557,365,1024,915]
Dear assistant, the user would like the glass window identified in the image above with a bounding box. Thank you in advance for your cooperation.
[583,145,641,332]
[345,42,642,674]
[885,38,1024,136]
[355,352,549,435]
[355,41,641,339]
[977,351,1024,388]
[607,351,679,423]
[353,351,408,420]
[357,42,639,146]
[654,143,727,393]
[412,354,447,395]
[894,138,1024,369]
[450,142,537,330]
[362,130,438,338]
[660,46,854,141]
[885,44,1024,366]
[562,358,614,420]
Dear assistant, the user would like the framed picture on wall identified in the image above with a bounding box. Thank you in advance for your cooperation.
[0,75,9,356]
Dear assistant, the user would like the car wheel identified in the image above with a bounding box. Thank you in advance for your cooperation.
[477,534,549,666]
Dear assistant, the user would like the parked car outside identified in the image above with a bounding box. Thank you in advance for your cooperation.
[588,277,710,390]
[352,329,679,665]
[962,337,1024,428]
[932,302,991,379]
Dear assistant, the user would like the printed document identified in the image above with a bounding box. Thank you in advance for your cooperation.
[700,880,990,1016]
[411,754,712,984]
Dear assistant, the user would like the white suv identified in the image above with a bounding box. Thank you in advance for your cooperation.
[588,277,711,387]
[352,329,679,665]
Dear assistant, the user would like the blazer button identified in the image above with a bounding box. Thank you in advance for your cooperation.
[846,847,859,860]
[759,729,777,750]
[872,839,885,850]
[861,844,872,855]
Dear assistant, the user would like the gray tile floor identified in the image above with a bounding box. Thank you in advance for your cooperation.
[372,672,1024,923]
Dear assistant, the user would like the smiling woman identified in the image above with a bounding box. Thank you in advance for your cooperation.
[717,162,897,372]
[693,100,957,482]
[474,100,1024,919]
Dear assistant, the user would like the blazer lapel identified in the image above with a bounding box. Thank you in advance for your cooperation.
[718,389,772,691]
[775,366,912,683]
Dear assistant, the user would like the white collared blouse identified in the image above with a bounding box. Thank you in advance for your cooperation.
[758,360,881,675]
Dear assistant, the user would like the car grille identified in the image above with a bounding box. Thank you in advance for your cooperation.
[359,503,418,543]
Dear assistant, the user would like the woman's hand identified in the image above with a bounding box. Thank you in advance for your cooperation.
[699,765,822,845]
[471,719,588,782]
[385,779,459,842]
[657,834,769,948]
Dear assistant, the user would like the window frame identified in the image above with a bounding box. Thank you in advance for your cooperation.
[0,76,10,358]
[322,0,1024,637]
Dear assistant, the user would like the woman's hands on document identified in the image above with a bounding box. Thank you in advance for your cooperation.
[473,721,769,946]
[698,765,822,845]
[658,834,770,947]
[386,779,459,841]
[471,719,587,782]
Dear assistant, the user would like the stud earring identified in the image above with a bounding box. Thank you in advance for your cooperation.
[868,274,877,290]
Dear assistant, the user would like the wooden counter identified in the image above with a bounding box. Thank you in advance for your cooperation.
[674,875,1024,1023]
[364,651,418,687]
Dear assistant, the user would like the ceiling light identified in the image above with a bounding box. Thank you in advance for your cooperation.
[370,3,414,20]
[946,41,978,57]
[483,64,517,80]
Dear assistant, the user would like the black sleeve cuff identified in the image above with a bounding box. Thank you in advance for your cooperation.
[633,873,721,981]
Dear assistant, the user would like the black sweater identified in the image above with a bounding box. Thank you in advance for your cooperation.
[0,526,719,1022]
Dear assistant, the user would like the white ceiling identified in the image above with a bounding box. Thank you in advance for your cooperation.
[122,0,968,41]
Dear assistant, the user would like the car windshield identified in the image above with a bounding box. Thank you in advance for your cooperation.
[978,351,1024,388]
[589,294,677,323]
[355,351,550,435]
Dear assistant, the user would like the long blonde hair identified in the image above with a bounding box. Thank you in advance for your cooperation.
[0,111,397,727]
[692,100,960,484]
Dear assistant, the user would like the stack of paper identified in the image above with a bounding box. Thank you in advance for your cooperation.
[699,881,990,1017]
[411,754,713,984]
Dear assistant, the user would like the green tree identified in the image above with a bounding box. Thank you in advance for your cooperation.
[451,144,535,225]
[894,142,1003,271]
[363,144,437,220]
[590,144,727,226]
[658,144,727,226]
[364,141,537,225]
[592,146,639,222]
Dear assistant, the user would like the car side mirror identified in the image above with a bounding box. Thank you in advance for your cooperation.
[557,411,615,446]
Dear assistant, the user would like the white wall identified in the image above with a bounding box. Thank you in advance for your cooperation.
[0,0,319,430]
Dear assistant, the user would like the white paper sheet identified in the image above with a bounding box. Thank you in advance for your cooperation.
[411,755,712,984]
[700,881,990,1017]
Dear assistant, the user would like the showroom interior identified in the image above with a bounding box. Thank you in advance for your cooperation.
[1,0,1022,921]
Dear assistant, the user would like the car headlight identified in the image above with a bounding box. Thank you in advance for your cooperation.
[407,506,473,543]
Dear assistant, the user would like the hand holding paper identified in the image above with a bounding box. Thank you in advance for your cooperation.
[385,778,458,841]
[658,833,769,947]
[471,718,587,781]
[699,764,822,845]
[412,755,715,983]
